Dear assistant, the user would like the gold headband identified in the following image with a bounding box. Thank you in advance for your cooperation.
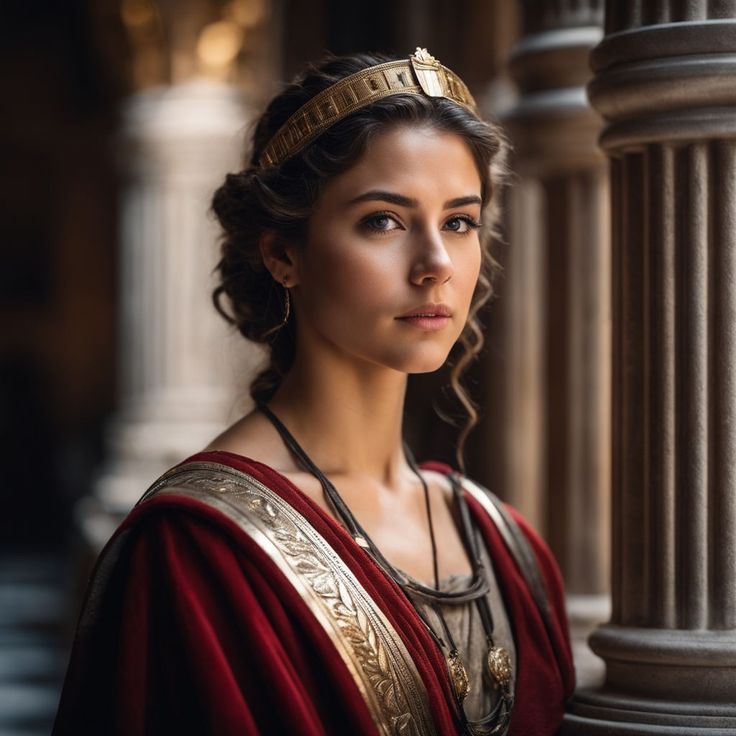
[258,48,478,169]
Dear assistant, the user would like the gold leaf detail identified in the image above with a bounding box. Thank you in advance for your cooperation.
[144,466,436,736]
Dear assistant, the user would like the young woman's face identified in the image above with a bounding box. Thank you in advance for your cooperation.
[291,125,484,374]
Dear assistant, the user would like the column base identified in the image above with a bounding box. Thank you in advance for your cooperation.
[562,689,736,734]
[590,625,736,701]
[561,623,736,734]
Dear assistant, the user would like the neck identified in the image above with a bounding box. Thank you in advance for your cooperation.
[267,351,412,487]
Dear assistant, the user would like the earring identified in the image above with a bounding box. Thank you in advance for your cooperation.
[280,275,291,325]
[263,274,290,337]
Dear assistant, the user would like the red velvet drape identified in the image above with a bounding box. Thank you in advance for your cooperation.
[53,451,574,735]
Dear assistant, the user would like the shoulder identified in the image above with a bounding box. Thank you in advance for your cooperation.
[457,472,560,577]
[420,461,562,594]
[201,408,297,473]
[127,457,286,543]
[90,460,277,590]
[417,459,459,507]
[96,486,249,595]
[122,454,340,578]
[420,461,549,551]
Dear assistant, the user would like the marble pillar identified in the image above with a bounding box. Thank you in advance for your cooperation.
[563,3,736,732]
[79,80,258,548]
[501,0,610,687]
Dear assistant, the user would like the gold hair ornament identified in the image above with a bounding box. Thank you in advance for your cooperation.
[258,48,478,169]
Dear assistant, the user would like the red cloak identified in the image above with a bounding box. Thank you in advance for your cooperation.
[53,451,575,735]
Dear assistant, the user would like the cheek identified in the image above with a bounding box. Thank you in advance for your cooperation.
[457,242,483,301]
[300,239,400,315]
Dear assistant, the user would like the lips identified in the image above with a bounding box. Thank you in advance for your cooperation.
[396,302,452,319]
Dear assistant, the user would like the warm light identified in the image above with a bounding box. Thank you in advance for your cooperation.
[196,20,245,72]
[225,0,266,29]
[121,0,154,29]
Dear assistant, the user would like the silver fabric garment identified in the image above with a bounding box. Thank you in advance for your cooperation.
[407,530,517,721]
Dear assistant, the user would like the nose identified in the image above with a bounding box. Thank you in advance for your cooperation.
[409,229,454,286]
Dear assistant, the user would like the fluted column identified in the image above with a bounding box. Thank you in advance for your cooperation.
[563,4,736,732]
[500,0,610,687]
[78,81,257,548]
[69,1,277,551]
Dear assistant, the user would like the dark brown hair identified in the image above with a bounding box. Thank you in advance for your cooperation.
[211,52,508,472]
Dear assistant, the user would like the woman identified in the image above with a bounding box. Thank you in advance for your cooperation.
[53,49,574,735]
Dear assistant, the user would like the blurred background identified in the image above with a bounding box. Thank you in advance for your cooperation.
[1,1,612,732]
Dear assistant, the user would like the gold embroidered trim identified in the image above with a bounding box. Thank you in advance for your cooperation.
[139,462,437,736]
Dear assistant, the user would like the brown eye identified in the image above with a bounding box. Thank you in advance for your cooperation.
[360,212,403,234]
[444,215,481,234]
[370,215,392,230]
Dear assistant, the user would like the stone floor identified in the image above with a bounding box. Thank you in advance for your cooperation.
[0,552,71,736]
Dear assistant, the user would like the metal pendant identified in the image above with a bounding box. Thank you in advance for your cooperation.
[447,650,470,704]
[486,645,512,689]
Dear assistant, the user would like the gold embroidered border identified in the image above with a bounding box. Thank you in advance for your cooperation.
[139,462,437,736]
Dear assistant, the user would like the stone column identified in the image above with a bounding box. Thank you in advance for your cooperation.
[564,4,736,732]
[500,0,610,686]
[79,81,258,548]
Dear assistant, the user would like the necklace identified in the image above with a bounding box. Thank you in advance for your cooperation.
[256,402,514,735]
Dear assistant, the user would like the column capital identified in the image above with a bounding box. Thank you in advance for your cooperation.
[588,20,736,150]
[504,3,605,174]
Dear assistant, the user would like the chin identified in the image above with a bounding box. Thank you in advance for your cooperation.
[408,363,446,375]
[356,338,455,374]
[395,347,451,375]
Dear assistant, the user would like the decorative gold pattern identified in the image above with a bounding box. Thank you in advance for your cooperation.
[410,47,444,97]
[447,650,471,704]
[413,47,438,65]
[486,646,512,689]
[138,462,437,736]
[258,47,478,169]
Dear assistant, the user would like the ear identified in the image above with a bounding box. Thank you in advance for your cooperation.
[258,231,301,286]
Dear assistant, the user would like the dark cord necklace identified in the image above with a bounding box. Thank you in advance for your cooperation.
[256,402,514,735]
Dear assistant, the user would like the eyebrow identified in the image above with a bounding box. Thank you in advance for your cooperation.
[347,190,482,209]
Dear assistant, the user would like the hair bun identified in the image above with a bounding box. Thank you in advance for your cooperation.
[212,170,259,238]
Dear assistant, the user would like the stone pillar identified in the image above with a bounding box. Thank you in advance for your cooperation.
[79,81,258,548]
[500,0,610,686]
[564,4,736,732]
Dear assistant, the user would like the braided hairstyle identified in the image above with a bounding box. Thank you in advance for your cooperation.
[211,52,508,472]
